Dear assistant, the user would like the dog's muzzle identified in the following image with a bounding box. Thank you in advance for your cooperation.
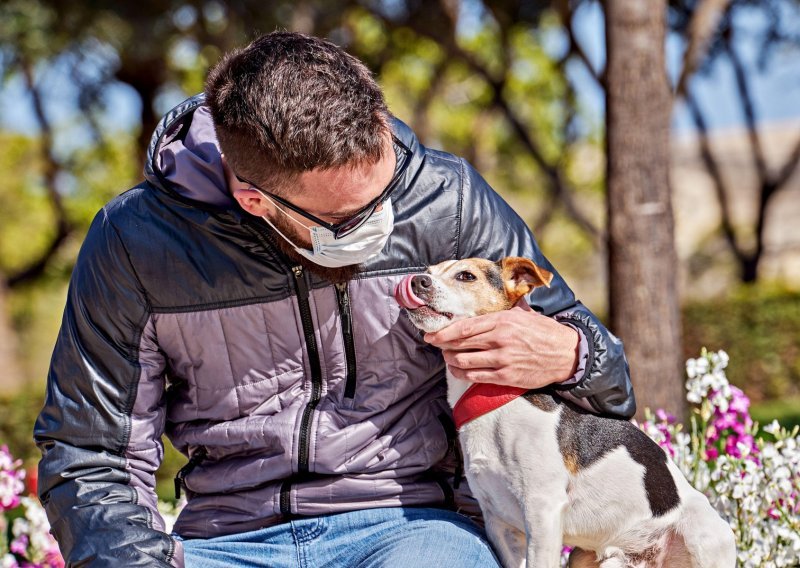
[394,275,426,309]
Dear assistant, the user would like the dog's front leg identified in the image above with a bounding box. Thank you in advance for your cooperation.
[522,497,566,568]
[484,512,527,568]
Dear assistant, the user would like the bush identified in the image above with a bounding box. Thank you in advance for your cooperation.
[683,287,800,402]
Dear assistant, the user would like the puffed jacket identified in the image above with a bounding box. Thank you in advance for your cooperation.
[34,94,635,567]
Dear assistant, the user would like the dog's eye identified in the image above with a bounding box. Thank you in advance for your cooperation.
[455,271,476,282]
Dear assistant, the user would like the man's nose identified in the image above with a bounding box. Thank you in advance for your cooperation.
[411,275,432,296]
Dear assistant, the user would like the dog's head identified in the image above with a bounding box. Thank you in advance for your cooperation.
[395,257,553,333]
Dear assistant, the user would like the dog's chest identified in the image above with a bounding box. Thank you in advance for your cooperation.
[458,397,565,524]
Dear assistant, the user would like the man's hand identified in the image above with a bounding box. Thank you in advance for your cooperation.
[423,300,580,389]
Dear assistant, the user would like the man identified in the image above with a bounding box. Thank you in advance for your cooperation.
[35,32,634,567]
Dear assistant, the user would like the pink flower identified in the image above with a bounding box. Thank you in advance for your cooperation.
[706,425,720,444]
[11,534,29,555]
[729,387,750,414]
[656,409,676,423]
[713,413,738,431]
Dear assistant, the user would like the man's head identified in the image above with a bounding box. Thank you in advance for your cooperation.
[206,31,391,195]
[205,31,398,282]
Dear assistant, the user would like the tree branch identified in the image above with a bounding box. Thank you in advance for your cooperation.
[408,57,449,144]
[674,0,732,99]
[419,0,602,239]
[554,0,605,88]
[684,89,745,265]
[7,55,72,289]
[725,34,770,187]
[773,132,800,190]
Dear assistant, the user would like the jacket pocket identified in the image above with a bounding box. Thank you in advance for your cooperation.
[174,446,207,500]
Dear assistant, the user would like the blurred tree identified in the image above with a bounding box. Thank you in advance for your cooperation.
[605,0,684,418]
[672,0,800,283]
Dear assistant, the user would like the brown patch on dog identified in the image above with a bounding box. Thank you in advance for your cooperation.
[567,547,600,568]
[562,452,580,475]
[499,257,553,304]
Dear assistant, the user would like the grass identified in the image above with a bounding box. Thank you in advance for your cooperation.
[750,396,800,432]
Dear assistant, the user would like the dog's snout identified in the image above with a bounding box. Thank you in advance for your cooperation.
[411,275,432,295]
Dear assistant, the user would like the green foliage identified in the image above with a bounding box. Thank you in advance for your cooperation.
[751,397,800,433]
[683,286,800,402]
[0,130,137,277]
[0,133,51,274]
[0,388,43,467]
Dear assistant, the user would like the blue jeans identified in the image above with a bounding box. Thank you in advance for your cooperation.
[179,507,500,567]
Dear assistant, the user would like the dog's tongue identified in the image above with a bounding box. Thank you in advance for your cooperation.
[394,275,426,309]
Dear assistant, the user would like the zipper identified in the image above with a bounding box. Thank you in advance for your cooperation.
[174,447,207,500]
[437,412,464,490]
[235,221,325,515]
[279,265,324,514]
[334,282,357,399]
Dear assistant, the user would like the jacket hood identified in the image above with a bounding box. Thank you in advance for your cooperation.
[143,93,422,211]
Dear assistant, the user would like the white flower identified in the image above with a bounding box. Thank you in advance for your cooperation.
[764,420,781,435]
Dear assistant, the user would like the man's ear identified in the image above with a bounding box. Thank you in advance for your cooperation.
[499,257,554,303]
[233,188,271,217]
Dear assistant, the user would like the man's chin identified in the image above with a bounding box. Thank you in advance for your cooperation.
[270,235,361,284]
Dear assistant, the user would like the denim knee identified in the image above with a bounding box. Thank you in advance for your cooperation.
[357,509,500,568]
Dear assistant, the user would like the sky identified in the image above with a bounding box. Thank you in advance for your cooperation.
[1,1,799,149]
[569,0,800,133]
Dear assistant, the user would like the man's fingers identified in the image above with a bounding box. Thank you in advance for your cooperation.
[424,314,499,347]
[443,349,499,370]
[447,365,500,384]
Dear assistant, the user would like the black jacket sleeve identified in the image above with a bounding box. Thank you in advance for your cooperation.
[457,159,636,418]
[34,207,182,567]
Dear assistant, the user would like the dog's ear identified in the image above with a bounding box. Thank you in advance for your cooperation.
[499,257,553,303]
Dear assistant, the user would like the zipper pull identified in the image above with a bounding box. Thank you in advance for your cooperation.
[293,266,309,299]
[334,282,349,307]
[174,447,207,500]
[335,282,353,334]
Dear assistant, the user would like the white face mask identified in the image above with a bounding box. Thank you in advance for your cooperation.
[260,196,395,268]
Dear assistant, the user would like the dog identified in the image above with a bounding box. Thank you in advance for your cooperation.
[395,257,736,568]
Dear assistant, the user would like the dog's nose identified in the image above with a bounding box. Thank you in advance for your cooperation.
[394,274,426,309]
[411,275,432,295]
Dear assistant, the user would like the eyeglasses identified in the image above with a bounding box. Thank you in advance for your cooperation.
[235,136,412,239]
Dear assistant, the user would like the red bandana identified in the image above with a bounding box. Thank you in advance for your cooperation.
[452,383,529,430]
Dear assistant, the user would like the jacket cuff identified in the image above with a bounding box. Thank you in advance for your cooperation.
[556,322,590,387]
[170,537,185,568]
[550,317,595,391]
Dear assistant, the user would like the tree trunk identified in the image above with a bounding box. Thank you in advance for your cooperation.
[0,279,24,394]
[605,0,685,419]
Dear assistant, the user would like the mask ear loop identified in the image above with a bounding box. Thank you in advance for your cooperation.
[256,190,315,231]
[261,215,312,252]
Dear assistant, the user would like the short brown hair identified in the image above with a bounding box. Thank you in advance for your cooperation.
[205,31,390,195]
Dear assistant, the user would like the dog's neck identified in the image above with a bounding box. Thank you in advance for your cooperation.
[445,369,473,409]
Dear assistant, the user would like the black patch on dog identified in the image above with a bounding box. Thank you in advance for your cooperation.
[556,398,681,517]
[484,265,505,293]
[522,390,559,412]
